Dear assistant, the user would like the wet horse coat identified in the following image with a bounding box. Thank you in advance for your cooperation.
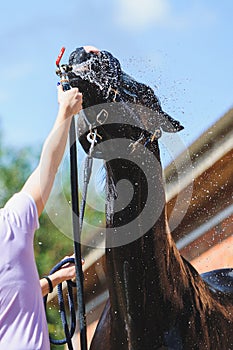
[68,47,233,350]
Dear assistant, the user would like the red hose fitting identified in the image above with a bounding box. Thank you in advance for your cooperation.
[56,47,66,67]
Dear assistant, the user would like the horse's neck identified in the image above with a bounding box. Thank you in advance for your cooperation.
[104,146,190,324]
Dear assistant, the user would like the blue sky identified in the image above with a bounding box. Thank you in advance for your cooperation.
[0,0,232,160]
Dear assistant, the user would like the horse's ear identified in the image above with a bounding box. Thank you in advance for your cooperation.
[120,73,184,133]
[159,112,184,133]
[142,85,184,133]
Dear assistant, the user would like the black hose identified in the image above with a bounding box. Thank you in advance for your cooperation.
[43,257,77,348]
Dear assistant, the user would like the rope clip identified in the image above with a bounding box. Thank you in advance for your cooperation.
[151,128,162,142]
[87,129,102,155]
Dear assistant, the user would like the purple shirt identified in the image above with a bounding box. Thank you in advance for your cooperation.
[0,192,50,350]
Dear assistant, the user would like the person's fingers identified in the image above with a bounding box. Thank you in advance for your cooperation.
[60,254,85,270]
[83,45,100,55]
[57,82,63,90]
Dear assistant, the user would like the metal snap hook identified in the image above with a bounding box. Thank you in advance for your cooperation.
[87,131,98,144]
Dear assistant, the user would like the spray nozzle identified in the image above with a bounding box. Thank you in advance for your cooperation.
[55,47,72,76]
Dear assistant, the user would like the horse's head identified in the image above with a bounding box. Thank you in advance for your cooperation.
[68,46,122,107]
[68,46,184,159]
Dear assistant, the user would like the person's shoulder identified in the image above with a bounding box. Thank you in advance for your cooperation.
[5,191,35,209]
[4,191,39,229]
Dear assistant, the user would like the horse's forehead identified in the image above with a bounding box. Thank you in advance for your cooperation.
[69,47,91,65]
[69,47,117,71]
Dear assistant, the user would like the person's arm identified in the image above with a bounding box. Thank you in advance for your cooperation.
[22,85,82,216]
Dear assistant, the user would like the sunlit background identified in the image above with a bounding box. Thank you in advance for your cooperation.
[1,0,232,155]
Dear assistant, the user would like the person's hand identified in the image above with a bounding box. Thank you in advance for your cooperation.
[83,45,100,55]
[41,255,85,296]
[57,84,83,118]
[54,254,85,284]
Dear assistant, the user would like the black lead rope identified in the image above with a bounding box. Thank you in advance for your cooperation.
[80,154,93,231]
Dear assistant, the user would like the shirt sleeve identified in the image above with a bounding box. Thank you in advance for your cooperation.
[4,191,40,232]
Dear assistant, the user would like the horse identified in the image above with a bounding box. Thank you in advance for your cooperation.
[68,46,233,350]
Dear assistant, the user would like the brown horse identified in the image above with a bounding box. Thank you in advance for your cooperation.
[68,46,233,350]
